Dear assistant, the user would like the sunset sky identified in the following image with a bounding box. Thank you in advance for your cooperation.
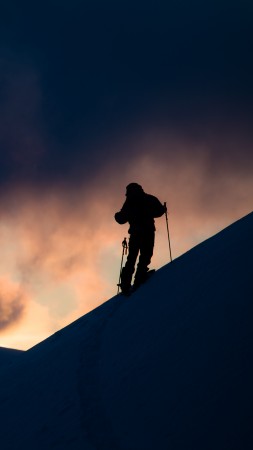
[0,1,252,349]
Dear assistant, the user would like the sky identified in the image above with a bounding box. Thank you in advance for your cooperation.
[0,0,252,349]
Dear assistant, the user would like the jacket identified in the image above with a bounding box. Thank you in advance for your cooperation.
[115,193,165,233]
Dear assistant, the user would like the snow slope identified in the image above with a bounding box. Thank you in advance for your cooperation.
[0,212,252,450]
[0,347,23,369]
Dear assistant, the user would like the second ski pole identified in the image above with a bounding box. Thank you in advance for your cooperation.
[164,202,172,262]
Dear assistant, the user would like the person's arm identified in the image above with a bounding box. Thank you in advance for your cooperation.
[151,196,166,218]
[114,200,129,224]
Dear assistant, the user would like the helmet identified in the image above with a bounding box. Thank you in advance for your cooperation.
[126,183,144,197]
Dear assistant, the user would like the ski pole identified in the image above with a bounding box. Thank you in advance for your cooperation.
[117,237,128,294]
[164,202,173,262]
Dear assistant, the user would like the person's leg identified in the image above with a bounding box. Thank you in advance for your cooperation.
[134,231,155,286]
[120,234,139,292]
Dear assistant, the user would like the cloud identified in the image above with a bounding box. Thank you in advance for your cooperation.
[0,55,47,187]
[0,277,27,331]
[0,184,122,307]
[1,1,253,191]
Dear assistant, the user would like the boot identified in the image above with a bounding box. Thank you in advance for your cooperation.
[119,267,132,294]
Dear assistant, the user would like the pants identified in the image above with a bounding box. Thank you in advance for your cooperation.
[121,230,155,289]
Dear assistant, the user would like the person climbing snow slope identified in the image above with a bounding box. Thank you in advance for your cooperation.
[115,183,166,294]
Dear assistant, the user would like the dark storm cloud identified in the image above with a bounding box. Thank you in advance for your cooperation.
[0,0,252,187]
[0,56,46,184]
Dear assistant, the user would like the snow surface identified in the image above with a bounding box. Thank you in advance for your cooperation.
[0,212,252,450]
[0,347,23,369]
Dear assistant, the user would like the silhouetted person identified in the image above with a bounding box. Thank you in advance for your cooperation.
[115,183,165,294]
